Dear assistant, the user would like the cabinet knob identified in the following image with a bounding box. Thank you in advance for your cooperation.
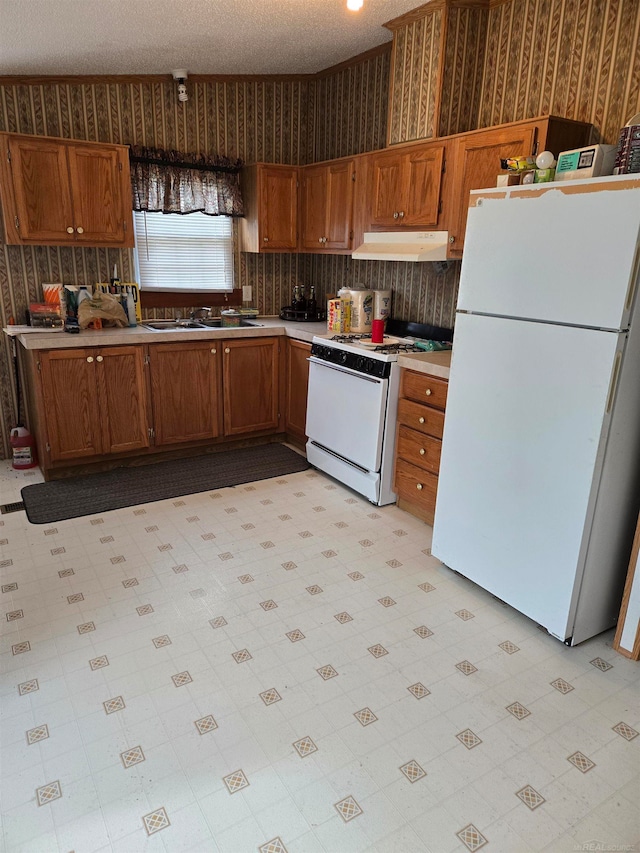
[76,226,84,234]
[211,348,217,354]
[416,483,423,491]
[393,212,399,220]
[224,347,230,354]
[319,237,323,243]
[425,388,432,396]
[96,355,103,362]
[418,416,425,424]
[86,356,94,363]
[399,211,404,219]
[263,237,269,242]
[419,448,426,455]
[449,236,455,243]
[66,226,74,234]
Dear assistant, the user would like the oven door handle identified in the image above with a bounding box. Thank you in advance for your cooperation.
[307,357,383,384]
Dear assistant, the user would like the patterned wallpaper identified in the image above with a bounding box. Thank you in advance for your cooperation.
[478,0,640,143]
[387,10,443,145]
[311,48,391,162]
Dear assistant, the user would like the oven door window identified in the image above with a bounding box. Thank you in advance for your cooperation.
[306,359,388,472]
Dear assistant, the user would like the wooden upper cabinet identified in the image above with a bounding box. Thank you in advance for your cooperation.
[301,160,355,252]
[0,132,134,247]
[66,144,130,245]
[148,342,222,446]
[447,116,591,255]
[370,144,444,228]
[239,164,298,252]
[222,337,280,435]
[448,124,538,254]
[38,345,149,464]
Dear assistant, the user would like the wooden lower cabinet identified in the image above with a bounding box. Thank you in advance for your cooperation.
[38,346,149,464]
[285,339,311,444]
[222,337,280,436]
[148,341,222,445]
[394,367,448,525]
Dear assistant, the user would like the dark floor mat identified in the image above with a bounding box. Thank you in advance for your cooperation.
[22,444,309,524]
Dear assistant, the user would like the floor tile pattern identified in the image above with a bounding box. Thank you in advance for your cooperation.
[142,807,170,835]
[334,795,362,822]
[506,701,531,720]
[400,760,426,783]
[0,461,638,853]
[457,824,488,851]
[516,785,545,810]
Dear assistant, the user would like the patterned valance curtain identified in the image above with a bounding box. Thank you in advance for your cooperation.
[129,146,244,216]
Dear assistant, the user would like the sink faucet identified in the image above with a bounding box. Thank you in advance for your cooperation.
[190,307,212,320]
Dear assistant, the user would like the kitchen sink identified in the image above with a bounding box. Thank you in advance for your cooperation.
[143,320,207,330]
[142,318,263,331]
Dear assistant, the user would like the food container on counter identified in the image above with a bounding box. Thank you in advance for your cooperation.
[221,309,242,327]
[373,290,392,325]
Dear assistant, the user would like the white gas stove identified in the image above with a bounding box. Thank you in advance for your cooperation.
[305,333,427,505]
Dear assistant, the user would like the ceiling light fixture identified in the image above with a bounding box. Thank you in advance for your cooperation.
[346,0,364,10]
[172,69,189,102]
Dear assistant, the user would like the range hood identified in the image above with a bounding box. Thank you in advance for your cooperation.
[352,231,449,262]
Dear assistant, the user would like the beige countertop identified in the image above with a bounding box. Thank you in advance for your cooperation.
[397,349,452,380]
[4,317,327,350]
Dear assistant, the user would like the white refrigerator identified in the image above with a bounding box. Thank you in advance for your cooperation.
[432,175,640,645]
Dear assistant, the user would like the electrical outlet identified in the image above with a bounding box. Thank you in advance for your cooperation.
[242,286,252,302]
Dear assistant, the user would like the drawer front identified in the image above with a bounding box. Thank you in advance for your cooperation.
[394,458,438,516]
[402,370,448,410]
[397,398,445,439]
[396,425,441,474]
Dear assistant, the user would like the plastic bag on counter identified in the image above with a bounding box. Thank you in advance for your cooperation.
[77,291,128,329]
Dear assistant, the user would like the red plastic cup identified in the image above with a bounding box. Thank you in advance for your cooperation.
[371,319,384,344]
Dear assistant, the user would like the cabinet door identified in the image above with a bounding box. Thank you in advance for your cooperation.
[67,144,132,245]
[301,165,327,250]
[403,145,444,226]
[149,342,222,445]
[370,151,404,226]
[285,339,311,442]
[449,125,537,253]
[223,338,279,436]
[95,346,150,454]
[324,160,354,249]
[260,165,298,250]
[39,349,103,462]
[8,137,75,243]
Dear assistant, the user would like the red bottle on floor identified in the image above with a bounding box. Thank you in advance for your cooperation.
[10,426,38,469]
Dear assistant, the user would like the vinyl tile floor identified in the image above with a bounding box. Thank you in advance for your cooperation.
[0,458,638,853]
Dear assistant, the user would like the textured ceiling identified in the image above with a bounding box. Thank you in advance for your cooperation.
[0,0,423,76]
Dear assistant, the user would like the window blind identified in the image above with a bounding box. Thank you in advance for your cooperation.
[133,211,234,292]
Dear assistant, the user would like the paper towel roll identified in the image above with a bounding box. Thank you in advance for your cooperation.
[374,290,392,323]
[349,289,374,334]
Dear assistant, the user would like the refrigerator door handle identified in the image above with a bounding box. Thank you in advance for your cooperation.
[625,242,640,312]
[606,352,623,413]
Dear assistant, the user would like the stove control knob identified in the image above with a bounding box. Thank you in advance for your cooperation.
[339,351,349,365]
[355,356,365,372]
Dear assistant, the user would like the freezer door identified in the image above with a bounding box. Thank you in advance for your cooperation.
[432,313,622,641]
[459,184,640,329]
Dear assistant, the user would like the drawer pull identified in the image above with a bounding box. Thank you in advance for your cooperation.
[96,355,103,362]
[419,448,425,455]
[86,356,94,363]
[418,416,425,424]
[416,483,423,490]
[425,388,432,396]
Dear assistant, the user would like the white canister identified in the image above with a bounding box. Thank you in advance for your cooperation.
[374,290,392,324]
[349,288,374,334]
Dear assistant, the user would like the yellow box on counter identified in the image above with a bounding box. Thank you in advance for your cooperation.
[96,282,142,323]
[327,298,351,334]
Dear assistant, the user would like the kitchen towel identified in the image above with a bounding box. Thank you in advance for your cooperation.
[21,443,309,524]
